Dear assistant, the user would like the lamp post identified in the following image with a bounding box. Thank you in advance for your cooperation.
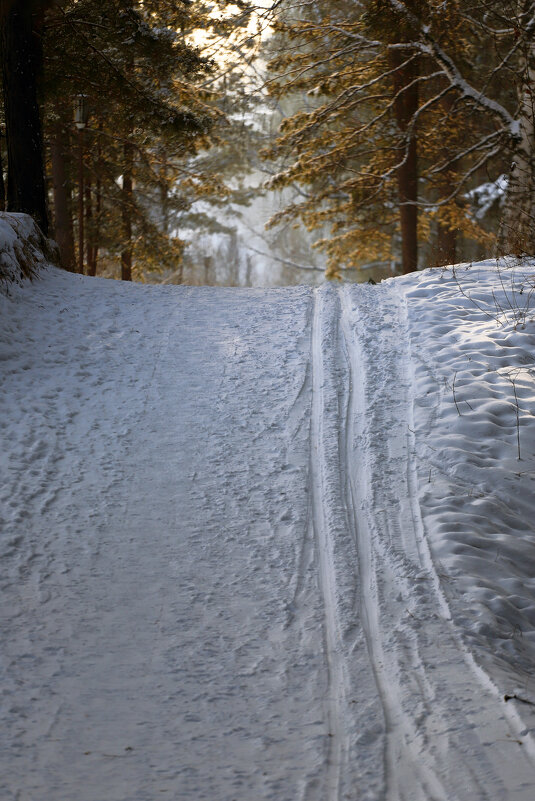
[75,95,89,274]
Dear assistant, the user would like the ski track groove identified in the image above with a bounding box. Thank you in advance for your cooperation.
[339,285,448,801]
[310,288,345,801]
[340,281,535,800]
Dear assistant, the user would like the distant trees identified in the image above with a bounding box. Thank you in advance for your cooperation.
[5,0,535,282]
[0,1,255,278]
[41,0,225,278]
[265,0,535,275]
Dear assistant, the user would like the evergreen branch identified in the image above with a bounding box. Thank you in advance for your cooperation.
[57,4,206,133]
[416,146,503,209]
[428,129,506,176]
[384,0,519,136]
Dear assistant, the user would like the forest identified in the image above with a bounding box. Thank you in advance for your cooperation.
[1,0,535,284]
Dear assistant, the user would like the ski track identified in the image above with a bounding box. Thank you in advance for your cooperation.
[2,267,535,800]
[339,281,535,800]
[340,284,449,800]
[310,288,345,800]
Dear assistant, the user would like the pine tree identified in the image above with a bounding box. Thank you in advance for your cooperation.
[0,0,257,278]
[264,0,530,276]
[41,1,220,277]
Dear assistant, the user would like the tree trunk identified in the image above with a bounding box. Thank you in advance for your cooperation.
[92,184,100,276]
[0,141,5,211]
[390,51,419,274]
[120,1,134,281]
[204,256,212,285]
[160,148,169,236]
[1,0,48,233]
[85,172,95,276]
[90,121,103,277]
[50,112,76,271]
[500,40,535,255]
[77,128,85,273]
[121,141,133,281]
[436,222,457,266]
[433,93,457,267]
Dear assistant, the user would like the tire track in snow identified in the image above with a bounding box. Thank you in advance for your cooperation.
[310,287,345,801]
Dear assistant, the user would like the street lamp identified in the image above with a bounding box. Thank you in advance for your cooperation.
[75,95,90,274]
[75,94,89,131]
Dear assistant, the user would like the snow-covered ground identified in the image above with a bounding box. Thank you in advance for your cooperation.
[2,215,535,800]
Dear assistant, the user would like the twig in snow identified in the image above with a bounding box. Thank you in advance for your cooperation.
[452,371,475,414]
[504,693,535,706]
[494,737,523,745]
[506,372,522,460]
[452,371,462,416]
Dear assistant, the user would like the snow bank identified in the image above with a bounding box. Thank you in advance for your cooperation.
[401,259,535,685]
[0,212,58,288]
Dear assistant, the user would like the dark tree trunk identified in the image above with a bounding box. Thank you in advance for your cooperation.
[77,128,84,273]
[85,173,95,276]
[121,141,133,281]
[1,0,48,233]
[432,93,457,268]
[500,30,535,255]
[91,122,102,276]
[51,112,76,271]
[160,148,169,236]
[436,222,457,266]
[204,255,212,285]
[390,51,419,274]
[0,141,5,210]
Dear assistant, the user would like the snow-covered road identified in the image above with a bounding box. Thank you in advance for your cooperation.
[3,249,535,799]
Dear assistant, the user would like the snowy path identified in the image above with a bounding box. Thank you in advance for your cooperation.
[2,267,535,800]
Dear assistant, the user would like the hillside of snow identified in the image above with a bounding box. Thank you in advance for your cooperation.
[2,215,535,800]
